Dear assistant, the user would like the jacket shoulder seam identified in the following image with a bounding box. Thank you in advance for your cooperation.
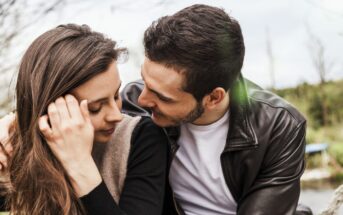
[248,96,305,125]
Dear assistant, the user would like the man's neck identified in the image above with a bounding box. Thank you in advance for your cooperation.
[192,93,230,126]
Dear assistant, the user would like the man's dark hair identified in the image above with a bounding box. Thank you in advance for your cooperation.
[144,4,245,101]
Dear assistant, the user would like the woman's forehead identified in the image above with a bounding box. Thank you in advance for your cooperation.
[71,62,120,101]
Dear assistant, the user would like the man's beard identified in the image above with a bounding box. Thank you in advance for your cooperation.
[180,101,205,123]
[152,101,205,126]
[159,102,205,126]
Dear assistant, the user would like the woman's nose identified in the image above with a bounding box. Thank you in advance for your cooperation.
[105,102,123,122]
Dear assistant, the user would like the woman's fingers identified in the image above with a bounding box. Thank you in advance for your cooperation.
[44,96,89,141]
[65,95,84,123]
[47,102,61,132]
[55,97,71,120]
[38,115,54,141]
[80,100,92,124]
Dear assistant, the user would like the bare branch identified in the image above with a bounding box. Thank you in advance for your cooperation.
[266,27,276,90]
[306,26,334,84]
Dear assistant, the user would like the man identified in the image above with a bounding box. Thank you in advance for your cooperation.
[121,4,307,215]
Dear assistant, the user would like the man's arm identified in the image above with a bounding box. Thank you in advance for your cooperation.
[237,121,306,215]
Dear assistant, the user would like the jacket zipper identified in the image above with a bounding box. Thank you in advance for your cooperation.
[170,143,182,215]
[172,191,182,215]
[220,153,239,204]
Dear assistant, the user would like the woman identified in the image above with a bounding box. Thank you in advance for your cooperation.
[0,24,168,214]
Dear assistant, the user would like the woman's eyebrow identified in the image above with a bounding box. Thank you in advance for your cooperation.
[88,82,122,104]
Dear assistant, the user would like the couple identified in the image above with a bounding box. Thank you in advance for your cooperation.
[0,4,307,215]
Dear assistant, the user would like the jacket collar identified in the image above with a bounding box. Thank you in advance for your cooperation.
[224,73,258,152]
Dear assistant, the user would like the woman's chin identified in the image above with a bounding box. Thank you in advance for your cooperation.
[94,135,111,144]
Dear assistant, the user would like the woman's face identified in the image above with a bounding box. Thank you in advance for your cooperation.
[71,61,123,143]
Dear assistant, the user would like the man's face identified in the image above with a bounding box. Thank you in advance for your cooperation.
[138,58,204,127]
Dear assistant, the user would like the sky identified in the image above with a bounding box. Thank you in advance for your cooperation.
[9,0,343,89]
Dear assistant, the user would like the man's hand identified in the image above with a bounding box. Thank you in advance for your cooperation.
[0,112,15,171]
[39,95,101,196]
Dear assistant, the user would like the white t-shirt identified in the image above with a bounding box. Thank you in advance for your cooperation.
[169,111,237,215]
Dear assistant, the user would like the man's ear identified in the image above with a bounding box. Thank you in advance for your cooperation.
[203,87,227,110]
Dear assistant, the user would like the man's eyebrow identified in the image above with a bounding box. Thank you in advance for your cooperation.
[150,88,174,102]
[88,82,122,104]
[140,69,174,102]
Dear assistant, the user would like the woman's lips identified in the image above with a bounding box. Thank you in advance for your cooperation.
[101,127,115,135]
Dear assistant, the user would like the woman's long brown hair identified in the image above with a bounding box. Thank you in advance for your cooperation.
[6,24,126,214]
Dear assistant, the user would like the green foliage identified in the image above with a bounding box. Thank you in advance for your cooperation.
[274,79,343,129]
[275,79,343,170]
[305,153,324,169]
[331,171,343,183]
[306,125,343,145]
[329,143,343,167]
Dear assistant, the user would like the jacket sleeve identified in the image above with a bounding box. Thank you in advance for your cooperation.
[237,121,306,215]
[81,117,168,215]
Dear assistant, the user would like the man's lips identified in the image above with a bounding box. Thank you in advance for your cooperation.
[151,109,163,117]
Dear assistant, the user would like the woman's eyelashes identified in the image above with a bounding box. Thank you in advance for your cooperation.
[89,105,101,114]
[88,94,120,115]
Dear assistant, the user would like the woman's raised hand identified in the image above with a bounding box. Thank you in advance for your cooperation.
[39,94,101,196]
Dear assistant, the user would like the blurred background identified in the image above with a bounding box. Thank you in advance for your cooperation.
[0,0,342,214]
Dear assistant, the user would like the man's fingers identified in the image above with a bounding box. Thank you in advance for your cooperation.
[65,95,84,123]
[0,136,10,148]
[38,115,54,140]
[1,138,13,156]
[0,152,8,169]
[1,112,15,125]
[5,141,13,153]
[0,112,16,142]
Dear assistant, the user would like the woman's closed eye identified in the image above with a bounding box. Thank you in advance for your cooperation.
[88,105,102,114]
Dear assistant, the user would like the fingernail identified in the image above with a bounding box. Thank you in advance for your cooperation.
[65,94,72,100]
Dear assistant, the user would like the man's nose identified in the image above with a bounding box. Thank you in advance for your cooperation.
[138,87,155,108]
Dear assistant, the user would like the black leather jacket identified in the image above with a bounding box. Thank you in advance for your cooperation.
[120,74,307,215]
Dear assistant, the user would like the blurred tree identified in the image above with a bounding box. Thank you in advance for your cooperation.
[266,27,276,90]
[0,0,66,115]
[307,33,334,85]
[275,80,343,128]
[306,27,336,126]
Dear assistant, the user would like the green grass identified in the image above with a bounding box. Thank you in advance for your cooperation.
[306,124,343,145]
[329,142,343,167]
[273,80,343,171]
